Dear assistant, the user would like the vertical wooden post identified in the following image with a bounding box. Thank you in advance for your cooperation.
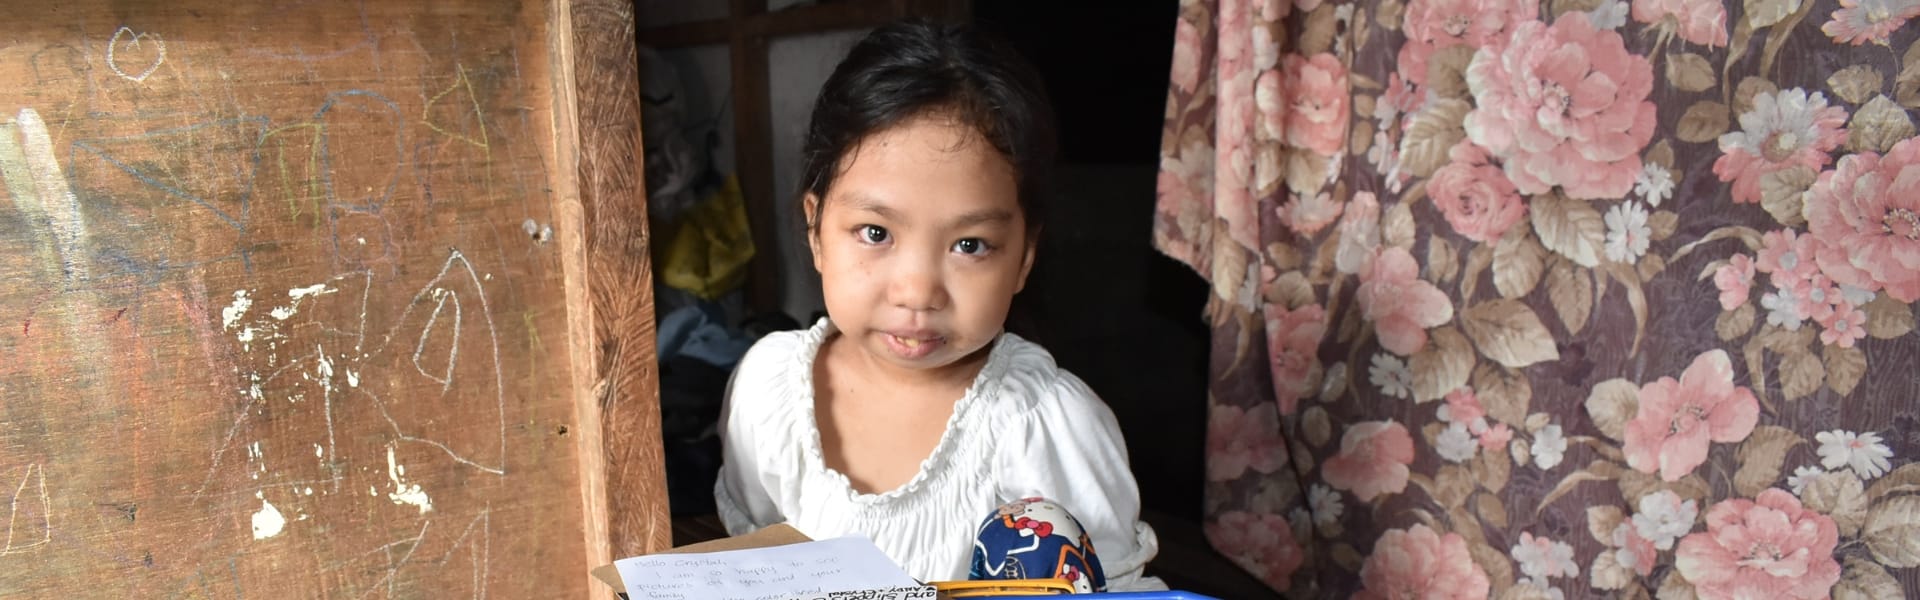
[730,0,782,314]
[554,1,671,597]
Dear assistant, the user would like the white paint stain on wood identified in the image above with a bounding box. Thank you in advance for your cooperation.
[251,492,285,540]
[385,446,432,514]
[222,290,252,330]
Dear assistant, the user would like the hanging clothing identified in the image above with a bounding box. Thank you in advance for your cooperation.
[1155,0,1920,595]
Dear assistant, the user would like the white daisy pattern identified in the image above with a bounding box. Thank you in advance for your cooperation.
[1369,353,1413,400]
[1308,484,1344,528]
[1762,289,1805,330]
[1435,422,1478,463]
[1788,465,1826,495]
[1605,201,1651,264]
[1634,162,1673,207]
[1532,425,1568,470]
[1632,490,1698,551]
[1816,430,1895,479]
[1511,532,1579,585]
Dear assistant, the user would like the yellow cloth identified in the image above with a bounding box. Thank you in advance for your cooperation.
[656,176,755,299]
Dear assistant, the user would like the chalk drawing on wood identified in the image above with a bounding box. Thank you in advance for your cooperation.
[422,64,490,150]
[372,249,508,475]
[2,464,51,556]
[106,27,166,83]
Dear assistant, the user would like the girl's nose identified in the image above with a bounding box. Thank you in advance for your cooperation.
[887,254,948,312]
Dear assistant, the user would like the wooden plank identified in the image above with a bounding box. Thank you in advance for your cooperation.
[638,0,903,48]
[729,0,783,314]
[0,1,659,596]
[555,0,672,578]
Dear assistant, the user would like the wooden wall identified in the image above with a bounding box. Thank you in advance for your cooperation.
[0,1,666,597]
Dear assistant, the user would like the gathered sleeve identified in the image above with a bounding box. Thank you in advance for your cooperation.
[713,335,797,535]
[993,371,1166,591]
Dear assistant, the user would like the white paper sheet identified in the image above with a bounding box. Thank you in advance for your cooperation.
[614,535,923,600]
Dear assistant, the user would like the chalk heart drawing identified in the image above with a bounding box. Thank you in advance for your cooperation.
[107,26,165,83]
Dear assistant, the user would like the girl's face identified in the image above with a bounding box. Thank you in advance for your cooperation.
[806,115,1034,376]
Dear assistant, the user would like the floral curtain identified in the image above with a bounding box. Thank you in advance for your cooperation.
[1155,0,1920,595]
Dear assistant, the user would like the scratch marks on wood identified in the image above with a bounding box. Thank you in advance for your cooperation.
[106,27,166,83]
[2,464,51,556]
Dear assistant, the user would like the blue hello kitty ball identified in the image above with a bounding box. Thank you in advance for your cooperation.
[968,497,1106,593]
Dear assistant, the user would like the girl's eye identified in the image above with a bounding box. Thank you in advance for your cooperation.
[860,225,890,244]
[953,238,991,256]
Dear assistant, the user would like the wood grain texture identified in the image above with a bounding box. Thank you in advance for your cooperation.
[638,0,903,48]
[561,0,672,566]
[0,1,660,596]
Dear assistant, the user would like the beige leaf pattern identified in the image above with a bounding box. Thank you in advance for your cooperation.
[1804,471,1870,538]
[1460,300,1561,368]
[1779,349,1825,401]
[1530,193,1606,268]
[1411,326,1474,402]
[1732,425,1803,497]
[1545,257,1593,335]
[1717,303,1757,342]
[1759,165,1815,227]
[1585,379,1640,442]
[1828,65,1886,105]
[1588,505,1626,543]
[1493,226,1547,299]
[1825,343,1867,396]
[1400,99,1471,178]
[1865,292,1917,339]
[1666,53,1716,92]
[1676,101,1731,144]
[1865,496,1920,568]
[1473,364,1531,426]
[1834,556,1905,600]
[1848,95,1917,153]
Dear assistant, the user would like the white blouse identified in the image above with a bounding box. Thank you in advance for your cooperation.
[714,319,1165,590]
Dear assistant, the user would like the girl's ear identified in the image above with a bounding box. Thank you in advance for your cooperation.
[1015,226,1039,293]
[804,193,824,273]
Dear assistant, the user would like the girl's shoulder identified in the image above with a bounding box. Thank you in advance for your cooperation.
[982,333,1104,416]
[726,320,832,412]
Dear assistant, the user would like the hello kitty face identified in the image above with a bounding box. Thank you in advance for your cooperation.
[1004,497,1085,541]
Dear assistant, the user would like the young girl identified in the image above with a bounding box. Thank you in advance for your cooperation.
[715,19,1164,591]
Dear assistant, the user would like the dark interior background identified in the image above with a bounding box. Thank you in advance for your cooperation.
[969,1,1213,522]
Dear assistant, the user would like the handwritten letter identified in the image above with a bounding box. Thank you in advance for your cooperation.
[614,536,924,600]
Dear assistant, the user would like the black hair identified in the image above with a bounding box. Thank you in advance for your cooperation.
[799,18,1057,238]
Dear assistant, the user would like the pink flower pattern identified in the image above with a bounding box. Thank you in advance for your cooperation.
[1397,0,1538,93]
[1429,142,1527,243]
[1206,511,1307,591]
[1209,402,1290,481]
[1283,53,1350,156]
[1804,137,1920,303]
[1623,350,1760,481]
[1356,524,1491,600]
[1265,303,1328,414]
[1714,88,1849,205]
[1357,247,1454,355]
[1714,254,1754,310]
[1674,489,1841,600]
[1631,0,1730,46]
[1322,420,1416,502]
[1464,13,1657,199]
